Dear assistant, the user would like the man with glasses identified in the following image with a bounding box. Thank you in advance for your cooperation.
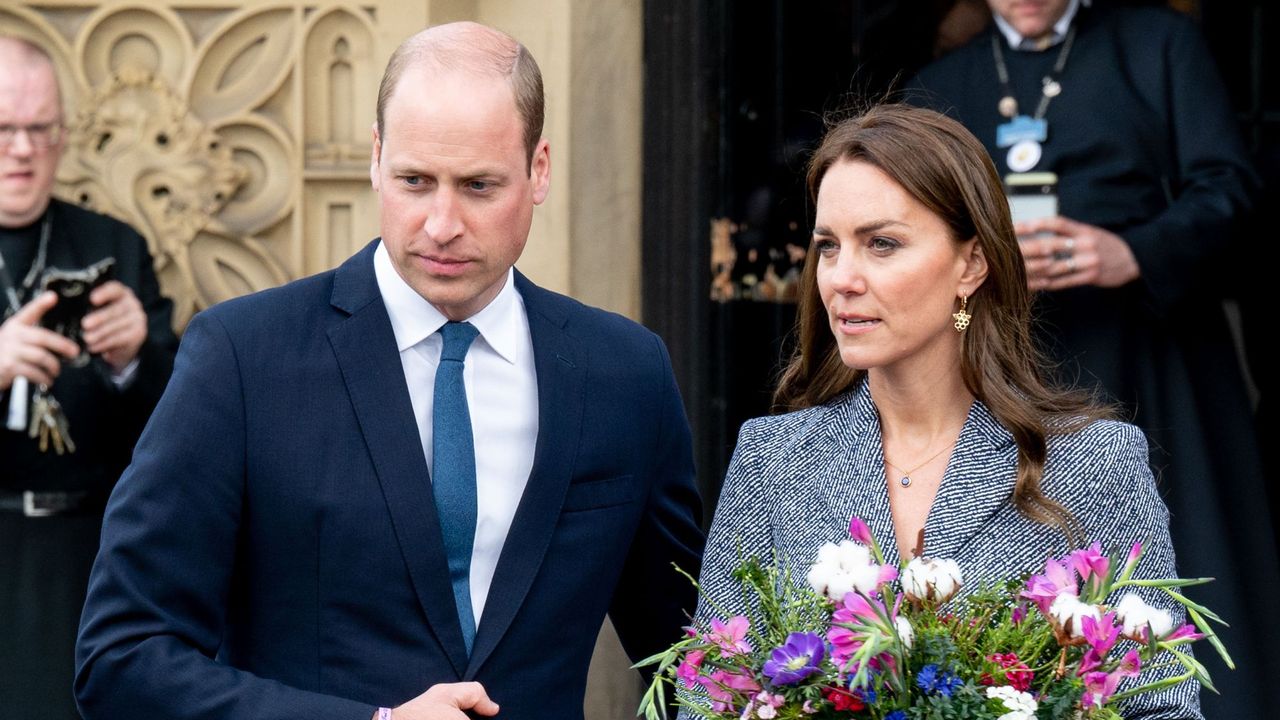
[0,35,177,718]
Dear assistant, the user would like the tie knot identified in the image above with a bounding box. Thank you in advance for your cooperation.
[439,321,479,362]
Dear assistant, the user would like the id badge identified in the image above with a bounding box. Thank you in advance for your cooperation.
[996,115,1048,149]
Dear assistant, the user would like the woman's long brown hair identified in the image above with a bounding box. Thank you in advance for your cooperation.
[774,104,1110,541]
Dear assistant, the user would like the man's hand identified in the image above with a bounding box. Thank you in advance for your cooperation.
[374,682,500,720]
[0,291,80,390]
[1015,216,1141,292]
[82,280,147,373]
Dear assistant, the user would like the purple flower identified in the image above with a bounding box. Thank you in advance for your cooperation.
[1011,603,1028,626]
[848,516,874,546]
[763,632,826,685]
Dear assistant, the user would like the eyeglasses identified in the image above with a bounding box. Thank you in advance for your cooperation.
[0,122,65,150]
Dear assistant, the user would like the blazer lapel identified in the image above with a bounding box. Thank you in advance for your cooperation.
[326,241,470,676]
[465,272,584,678]
[819,382,902,565]
[819,382,1018,566]
[923,401,1018,561]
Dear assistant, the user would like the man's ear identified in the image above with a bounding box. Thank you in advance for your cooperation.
[369,122,382,192]
[530,138,551,205]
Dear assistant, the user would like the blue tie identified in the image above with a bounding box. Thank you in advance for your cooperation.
[432,321,480,654]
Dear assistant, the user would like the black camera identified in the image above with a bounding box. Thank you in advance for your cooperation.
[39,257,116,367]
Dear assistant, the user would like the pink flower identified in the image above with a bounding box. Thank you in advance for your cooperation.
[1022,558,1078,615]
[828,591,899,669]
[706,615,752,656]
[1163,623,1205,643]
[848,516,874,546]
[1080,651,1141,709]
[1080,612,1121,657]
[699,669,759,712]
[676,650,705,687]
[1069,543,1110,584]
[1081,670,1119,709]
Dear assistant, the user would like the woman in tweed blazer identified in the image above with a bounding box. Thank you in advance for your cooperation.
[691,105,1198,718]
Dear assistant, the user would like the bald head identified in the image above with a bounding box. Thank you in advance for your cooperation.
[0,35,60,104]
[375,22,544,168]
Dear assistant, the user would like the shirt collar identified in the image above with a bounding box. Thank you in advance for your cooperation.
[993,0,1085,51]
[373,241,524,364]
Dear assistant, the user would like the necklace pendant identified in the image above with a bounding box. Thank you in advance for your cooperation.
[998,95,1018,118]
[900,476,911,488]
[1042,78,1062,98]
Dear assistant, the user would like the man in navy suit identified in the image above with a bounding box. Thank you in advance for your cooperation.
[75,21,703,720]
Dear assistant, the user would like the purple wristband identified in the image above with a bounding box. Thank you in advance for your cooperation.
[379,708,392,720]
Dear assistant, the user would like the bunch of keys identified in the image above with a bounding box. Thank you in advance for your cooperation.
[28,385,75,454]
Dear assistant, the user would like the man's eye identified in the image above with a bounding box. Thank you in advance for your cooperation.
[401,176,424,186]
[467,180,491,192]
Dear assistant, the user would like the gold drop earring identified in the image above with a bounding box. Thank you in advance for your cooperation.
[952,294,971,332]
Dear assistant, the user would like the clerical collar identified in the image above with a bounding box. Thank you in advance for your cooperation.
[993,0,1087,51]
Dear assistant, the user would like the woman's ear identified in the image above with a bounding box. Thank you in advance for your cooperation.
[959,238,989,295]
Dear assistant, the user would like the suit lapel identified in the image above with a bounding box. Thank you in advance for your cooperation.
[465,272,584,678]
[326,241,470,676]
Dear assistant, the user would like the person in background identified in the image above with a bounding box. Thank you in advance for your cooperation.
[0,35,177,718]
[75,21,703,720]
[907,2,1277,716]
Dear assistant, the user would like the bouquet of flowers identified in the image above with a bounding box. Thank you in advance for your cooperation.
[637,517,1230,719]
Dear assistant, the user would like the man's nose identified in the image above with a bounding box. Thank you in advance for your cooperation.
[423,188,465,243]
[6,128,37,157]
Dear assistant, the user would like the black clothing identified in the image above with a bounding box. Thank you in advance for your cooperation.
[910,7,1276,718]
[0,199,177,717]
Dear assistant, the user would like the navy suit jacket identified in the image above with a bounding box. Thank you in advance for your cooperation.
[75,241,704,719]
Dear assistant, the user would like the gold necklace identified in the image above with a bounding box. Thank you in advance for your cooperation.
[884,439,957,488]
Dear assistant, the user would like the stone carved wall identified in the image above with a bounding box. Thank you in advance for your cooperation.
[2,3,383,330]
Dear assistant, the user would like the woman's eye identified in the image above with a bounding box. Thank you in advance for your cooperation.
[813,237,838,255]
[870,236,899,251]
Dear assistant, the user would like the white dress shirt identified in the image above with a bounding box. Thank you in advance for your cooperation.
[373,242,539,626]
[993,0,1086,50]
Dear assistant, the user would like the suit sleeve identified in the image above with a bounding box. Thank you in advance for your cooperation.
[607,333,705,669]
[1121,15,1258,312]
[75,312,376,720]
[1081,424,1202,720]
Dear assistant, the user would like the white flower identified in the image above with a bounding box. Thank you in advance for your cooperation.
[986,685,1038,719]
[807,540,882,599]
[1049,594,1102,638]
[1115,592,1174,640]
[901,556,963,603]
[756,705,777,719]
[894,616,915,649]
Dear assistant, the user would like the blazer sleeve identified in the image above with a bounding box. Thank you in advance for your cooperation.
[75,312,376,720]
[1120,15,1258,312]
[608,332,705,668]
[1078,423,1203,720]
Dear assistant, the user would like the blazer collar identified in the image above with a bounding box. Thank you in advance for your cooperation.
[822,378,1017,564]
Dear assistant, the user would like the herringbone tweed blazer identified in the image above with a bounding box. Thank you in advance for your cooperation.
[689,379,1199,719]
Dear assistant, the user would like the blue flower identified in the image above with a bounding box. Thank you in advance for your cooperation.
[916,664,964,697]
[762,632,826,685]
[885,712,907,720]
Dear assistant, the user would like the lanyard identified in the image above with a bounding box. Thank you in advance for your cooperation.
[991,25,1077,121]
[0,212,52,316]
